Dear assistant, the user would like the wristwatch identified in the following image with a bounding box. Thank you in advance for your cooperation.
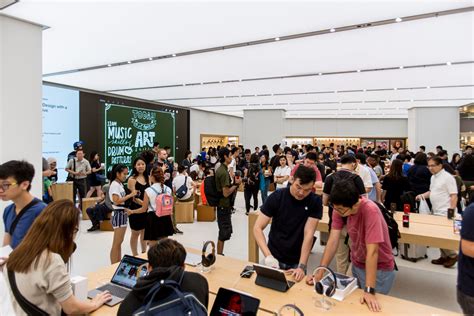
[364,286,376,295]
[297,263,307,274]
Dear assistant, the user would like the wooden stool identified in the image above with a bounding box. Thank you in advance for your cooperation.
[100,218,113,231]
[81,197,101,220]
[197,204,216,222]
[174,201,194,223]
[51,182,74,202]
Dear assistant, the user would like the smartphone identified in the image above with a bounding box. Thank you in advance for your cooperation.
[240,265,254,278]
[454,219,462,234]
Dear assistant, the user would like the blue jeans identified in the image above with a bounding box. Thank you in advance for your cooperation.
[260,178,270,204]
[352,265,396,295]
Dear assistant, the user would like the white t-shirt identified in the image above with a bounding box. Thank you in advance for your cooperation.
[229,158,237,173]
[145,183,172,213]
[356,164,373,190]
[274,166,291,189]
[109,180,126,210]
[210,156,217,164]
[172,174,194,200]
[430,169,458,216]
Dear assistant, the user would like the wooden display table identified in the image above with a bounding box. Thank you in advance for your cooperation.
[89,248,456,315]
[248,207,460,263]
[197,204,216,222]
[81,197,101,220]
[175,200,195,223]
[50,182,74,202]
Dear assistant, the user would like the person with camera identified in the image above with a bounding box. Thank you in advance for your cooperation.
[253,165,322,282]
[215,147,242,255]
[307,180,395,312]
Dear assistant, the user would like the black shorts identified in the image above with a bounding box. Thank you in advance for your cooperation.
[128,212,147,231]
[217,206,233,241]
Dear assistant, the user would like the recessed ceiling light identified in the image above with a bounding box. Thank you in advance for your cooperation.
[107,64,112,67]
[219,81,222,83]
[399,66,404,69]
[334,90,338,93]
[395,17,403,22]
[410,99,414,102]
[330,28,336,33]
[148,57,153,61]
[200,82,203,85]
[446,61,452,66]
[426,86,431,89]
[357,69,361,73]
[363,89,366,92]
[127,61,132,64]
[182,84,186,86]
[318,72,323,76]
[239,79,243,82]
[275,37,280,41]
[172,54,177,57]
[394,87,398,90]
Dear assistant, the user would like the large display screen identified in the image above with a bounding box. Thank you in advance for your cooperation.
[42,85,80,181]
[104,103,175,172]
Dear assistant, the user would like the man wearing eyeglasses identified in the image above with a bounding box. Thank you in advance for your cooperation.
[416,156,458,268]
[0,160,46,250]
[308,180,395,312]
[253,165,322,282]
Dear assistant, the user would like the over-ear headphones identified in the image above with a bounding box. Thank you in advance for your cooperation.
[277,304,304,315]
[201,241,216,267]
[312,266,338,297]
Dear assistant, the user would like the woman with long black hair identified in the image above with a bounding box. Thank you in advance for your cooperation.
[127,157,150,256]
[86,151,104,198]
[382,159,411,211]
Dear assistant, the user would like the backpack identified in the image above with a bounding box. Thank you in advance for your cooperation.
[373,201,401,252]
[132,272,207,316]
[175,176,189,200]
[150,185,174,217]
[203,176,223,207]
[400,191,417,212]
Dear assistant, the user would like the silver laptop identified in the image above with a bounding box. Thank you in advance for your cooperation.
[185,253,202,267]
[88,255,148,306]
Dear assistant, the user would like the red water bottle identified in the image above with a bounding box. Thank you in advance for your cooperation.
[403,203,410,214]
[403,203,410,228]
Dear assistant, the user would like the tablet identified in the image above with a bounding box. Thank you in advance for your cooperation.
[210,287,260,316]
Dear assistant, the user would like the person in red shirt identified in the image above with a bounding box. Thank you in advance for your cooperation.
[290,152,323,192]
[307,180,395,312]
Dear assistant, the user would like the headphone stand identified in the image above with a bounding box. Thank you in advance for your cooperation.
[313,295,334,311]
[199,264,213,274]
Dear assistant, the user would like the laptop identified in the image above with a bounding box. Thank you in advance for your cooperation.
[88,255,148,306]
[185,253,202,267]
[210,287,260,316]
[253,264,295,292]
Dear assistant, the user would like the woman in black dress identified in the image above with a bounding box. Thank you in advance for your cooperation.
[86,151,104,198]
[382,159,411,211]
[127,157,149,256]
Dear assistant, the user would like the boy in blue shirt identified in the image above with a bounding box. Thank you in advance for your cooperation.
[1,160,46,250]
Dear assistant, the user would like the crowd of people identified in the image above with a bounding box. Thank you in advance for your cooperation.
[0,141,473,314]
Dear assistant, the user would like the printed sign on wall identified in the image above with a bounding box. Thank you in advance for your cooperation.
[104,103,175,172]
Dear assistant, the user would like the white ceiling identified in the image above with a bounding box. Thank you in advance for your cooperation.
[4,0,474,118]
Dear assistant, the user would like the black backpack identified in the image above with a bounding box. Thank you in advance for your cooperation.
[373,201,401,253]
[133,272,207,316]
[400,191,417,213]
[175,176,189,199]
[203,176,223,207]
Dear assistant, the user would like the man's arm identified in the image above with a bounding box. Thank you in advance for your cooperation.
[322,193,329,206]
[253,213,272,258]
[2,233,11,247]
[293,218,319,281]
[222,182,239,197]
[449,193,457,209]
[375,182,382,203]
[361,243,381,312]
[319,229,341,267]
[461,239,474,257]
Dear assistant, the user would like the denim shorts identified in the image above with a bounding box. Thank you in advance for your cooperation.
[352,265,396,295]
[112,209,128,229]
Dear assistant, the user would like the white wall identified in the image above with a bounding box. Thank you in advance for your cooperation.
[243,109,286,151]
[408,107,460,154]
[285,118,408,138]
[189,109,243,155]
[0,15,43,198]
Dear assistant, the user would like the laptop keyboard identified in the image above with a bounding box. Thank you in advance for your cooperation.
[97,284,130,298]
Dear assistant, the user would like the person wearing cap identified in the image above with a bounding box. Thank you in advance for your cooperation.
[67,141,84,162]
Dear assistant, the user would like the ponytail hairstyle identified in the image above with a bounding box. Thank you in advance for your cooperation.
[109,164,128,182]
[150,166,165,190]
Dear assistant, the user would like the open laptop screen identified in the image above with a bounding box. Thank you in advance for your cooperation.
[111,255,148,289]
[210,287,260,316]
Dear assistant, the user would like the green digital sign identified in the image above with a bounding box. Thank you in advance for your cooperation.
[104,103,175,172]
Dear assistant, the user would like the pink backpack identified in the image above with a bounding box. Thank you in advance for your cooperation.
[150,185,174,217]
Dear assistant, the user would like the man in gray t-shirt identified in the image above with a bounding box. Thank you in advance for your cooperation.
[65,149,91,208]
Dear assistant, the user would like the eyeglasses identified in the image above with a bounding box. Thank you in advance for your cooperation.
[0,182,18,192]
[427,164,439,168]
[330,203,351,215]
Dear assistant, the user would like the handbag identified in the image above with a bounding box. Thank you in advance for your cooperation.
[418,196,431,215]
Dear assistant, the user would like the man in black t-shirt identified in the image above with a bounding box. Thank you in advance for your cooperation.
[253,165,322,282]
[457,203,474,314]
[322,154,366,274]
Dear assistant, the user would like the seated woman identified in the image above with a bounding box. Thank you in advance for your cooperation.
[4,200,111,315]
[118,238,209,316]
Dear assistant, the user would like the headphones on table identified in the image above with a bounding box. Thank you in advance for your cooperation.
[312,266,338,297]
[201,241,216,267]
[277,304,304,316]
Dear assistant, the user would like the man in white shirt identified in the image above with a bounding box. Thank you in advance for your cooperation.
[172,165,196,201]
[228,147,239,178]
[390,147,399,163]
[417,156,458,268]
[273,156,292,189]
[355,154,373,193]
